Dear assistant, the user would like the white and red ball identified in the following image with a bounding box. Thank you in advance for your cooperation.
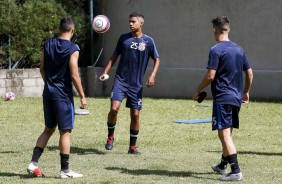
[92,15,110,33]
[5,92,15,101]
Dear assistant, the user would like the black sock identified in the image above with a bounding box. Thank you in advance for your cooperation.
[218,154,228,169]
[31,146,44,163]
[130,129,139,147]
[226,154,241,174]
[107,123,115,137]
[60,153,70,172]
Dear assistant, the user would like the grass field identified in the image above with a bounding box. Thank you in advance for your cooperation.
[0,97,281,184]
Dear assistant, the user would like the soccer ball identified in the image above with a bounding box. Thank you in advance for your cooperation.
[92,15,110,33]
[5,92,15,101]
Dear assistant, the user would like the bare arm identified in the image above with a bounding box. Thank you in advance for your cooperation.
[192,69,216,100]
[69,51,86,108]
[242,68,253,103]
[99,52,119,80]
[39,52,45,81]
[146,58,160,88]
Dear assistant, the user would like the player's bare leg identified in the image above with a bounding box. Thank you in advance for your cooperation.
[105,100,121,150]
[27,127,55,177]
[218,128,236,156]
[59,130,71,155]
[58,130,82,178]
[36,127,56,148]
[130,109,140,130]
[108,100,121,123]
[59,130,71,173]
[128,109,141,155]
[218,128,242,181]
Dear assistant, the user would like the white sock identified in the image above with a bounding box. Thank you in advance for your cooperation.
[28,162,38,170]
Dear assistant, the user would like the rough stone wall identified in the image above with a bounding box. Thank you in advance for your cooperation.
[0,69,44,98]
[1,68,282,100]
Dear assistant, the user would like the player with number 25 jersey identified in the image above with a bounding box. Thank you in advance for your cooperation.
[99,12,160,155]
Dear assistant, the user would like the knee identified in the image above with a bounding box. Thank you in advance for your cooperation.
[131,111,140,121]
[218,130,232,143]
[110,106,119,115]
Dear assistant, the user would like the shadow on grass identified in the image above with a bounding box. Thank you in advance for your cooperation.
[47,145,105,155]
[208,150,282,156]
[239,151,282,156]
[0,172,53,179]
[250,99,282,103]
[105,167,217,180]
[0,172,27,177]
[0,151,19,154]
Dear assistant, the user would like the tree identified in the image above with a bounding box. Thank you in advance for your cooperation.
[0,0,88,68]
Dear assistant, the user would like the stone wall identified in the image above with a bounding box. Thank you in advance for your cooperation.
[1,68,282,100]
[0,69,44,98]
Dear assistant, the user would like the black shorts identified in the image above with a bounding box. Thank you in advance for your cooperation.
[43,97,74,130]
[212,103,240,131]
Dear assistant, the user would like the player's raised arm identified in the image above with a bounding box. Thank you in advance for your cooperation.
[69,51,86,109]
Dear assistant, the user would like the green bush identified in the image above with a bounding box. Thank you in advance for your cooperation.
[0,0,88,65]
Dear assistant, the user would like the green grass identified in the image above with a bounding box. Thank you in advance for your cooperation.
[0,97,281,184]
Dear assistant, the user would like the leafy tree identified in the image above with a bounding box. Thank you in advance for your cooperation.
[0,0,88,67]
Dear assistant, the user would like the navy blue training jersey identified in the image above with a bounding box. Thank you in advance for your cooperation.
[207,41,251,107]
[114,33,159,89]
[43,38,80,100]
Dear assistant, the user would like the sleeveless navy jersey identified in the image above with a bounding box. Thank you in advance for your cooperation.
[207,41,251,107]
[114,33,159,89]
[43,38,80,100]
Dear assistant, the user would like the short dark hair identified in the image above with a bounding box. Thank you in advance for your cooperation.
[59,18,75,33]
[211,16,230,30]
[129,12,144,19]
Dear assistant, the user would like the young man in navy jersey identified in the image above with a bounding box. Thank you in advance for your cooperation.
[192,16,253,181]
[100,12,160,155]
[27,18,87,178]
